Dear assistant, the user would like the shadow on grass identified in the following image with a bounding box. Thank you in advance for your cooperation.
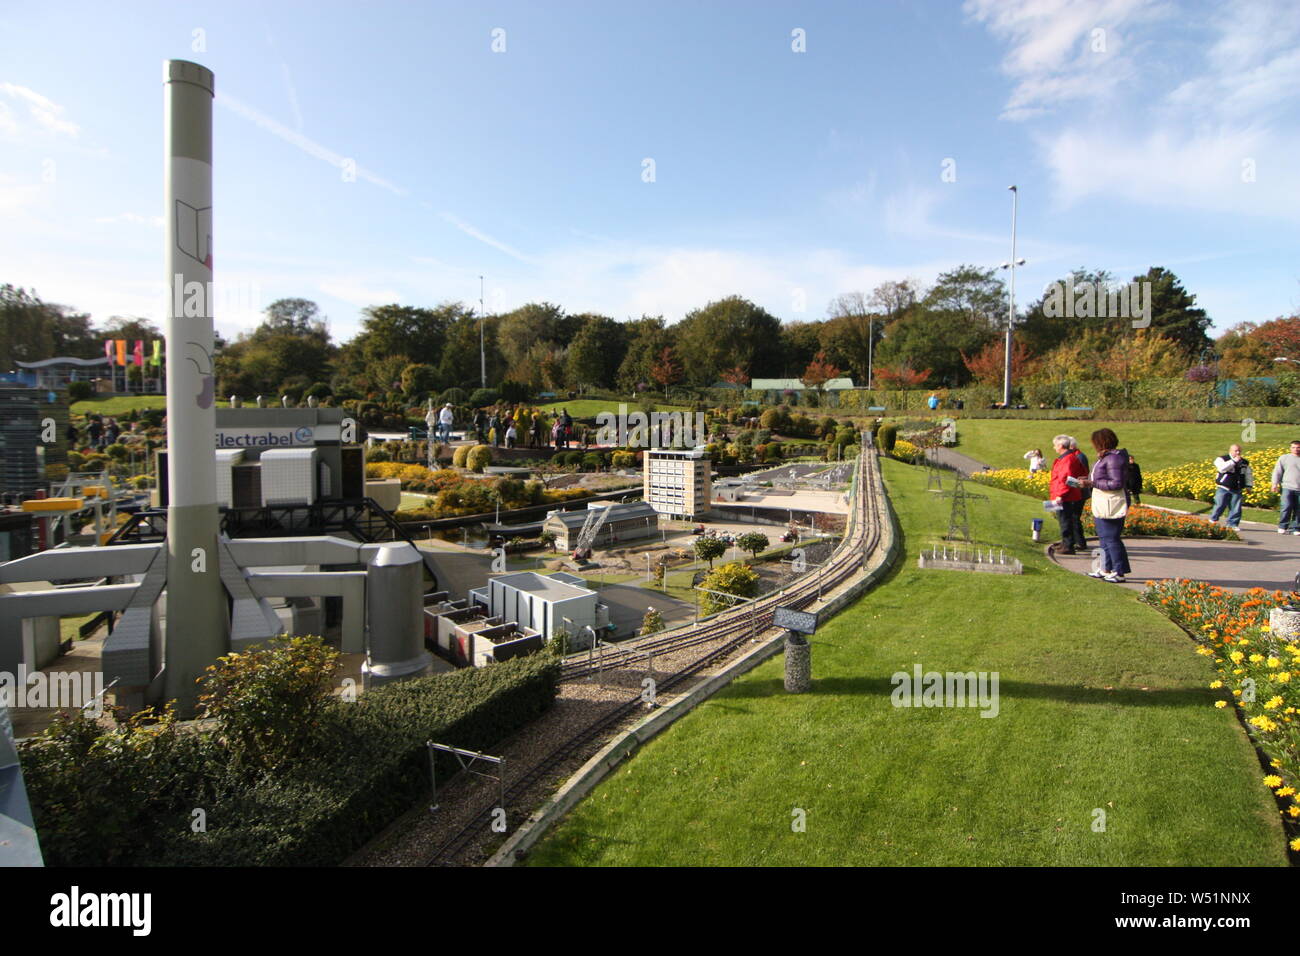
[722,674,1213,708]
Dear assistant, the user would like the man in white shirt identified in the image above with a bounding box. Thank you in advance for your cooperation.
[437,403,455,443]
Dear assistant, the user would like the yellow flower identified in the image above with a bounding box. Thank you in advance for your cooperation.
[1264,696,1285,710]
[1196,646,1213,656]
[1252,716,1280,732]
[1230,650,1245,663]
[1291,837,1300,853]
[1249,653,1265,664]
[1214,700,1228,708]
[1277,787,1296,797]
[1267,657,1282,669]
[1209,680,1223,689]
[1264,775,1283,788]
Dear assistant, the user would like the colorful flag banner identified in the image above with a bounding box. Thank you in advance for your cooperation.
[133,340,144,366]
[115,340,127,366]
[151,340,162,366]
[104,340,114,363]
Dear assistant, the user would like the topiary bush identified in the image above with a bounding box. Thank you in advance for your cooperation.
[466,445,492,472]
[452,444,471,468]
[878,424,897,452]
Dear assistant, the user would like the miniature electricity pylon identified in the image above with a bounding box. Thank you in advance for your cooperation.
[940,471,986,543]
[924,436,945,492]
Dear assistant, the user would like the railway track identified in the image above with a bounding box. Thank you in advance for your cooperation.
[424,435,885,866]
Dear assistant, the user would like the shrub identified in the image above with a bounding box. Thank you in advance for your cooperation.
[581,452,604,471]
[197,636,340,774]
[736,531,769,558]
[21,652,561,867]
[452,444,471,468]
[466,445,492,473]
[611,450,636,469]
[563,451,585,467]
[469,388,500,408]
[878,424,897,452]
[699,561,759,615]
[67,380,93,403]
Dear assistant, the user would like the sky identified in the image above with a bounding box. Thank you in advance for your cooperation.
[2,0,1299,345]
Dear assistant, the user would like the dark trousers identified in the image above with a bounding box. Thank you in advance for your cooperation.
[1093,516,1131,574]
[1056,499,1087,551]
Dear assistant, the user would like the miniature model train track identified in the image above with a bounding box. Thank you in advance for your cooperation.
[424,437,884,866]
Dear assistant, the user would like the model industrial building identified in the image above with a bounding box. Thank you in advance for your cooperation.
[642,446,712,519]
[542,500,659,551]
[469,570,611,643]
[0,385,68,500]
[156,406,364,509]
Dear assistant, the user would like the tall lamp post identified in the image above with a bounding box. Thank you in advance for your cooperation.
[999,185,1025,408]
[478,275,487,389]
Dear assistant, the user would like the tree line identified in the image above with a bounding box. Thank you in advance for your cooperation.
[4,264,1293,405]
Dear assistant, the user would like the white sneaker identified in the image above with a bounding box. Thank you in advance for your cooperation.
[1103,572,1126,583]
[1279,528,1288,534]
[1291,530,1300,536]
[1088,570,1106,578]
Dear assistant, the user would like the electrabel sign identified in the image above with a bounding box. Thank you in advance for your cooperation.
[215,426,315,448]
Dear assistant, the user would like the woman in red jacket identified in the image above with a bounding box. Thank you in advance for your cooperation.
[1049,434,1089,554]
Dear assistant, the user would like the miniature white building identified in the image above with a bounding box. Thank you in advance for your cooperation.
[643,446,712,519]
[469,570,610,643]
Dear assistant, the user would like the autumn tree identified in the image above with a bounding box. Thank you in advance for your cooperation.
[961,340,1032,386]
[650,346,683,397]
[873,363,932,388]
[801,350,842,393]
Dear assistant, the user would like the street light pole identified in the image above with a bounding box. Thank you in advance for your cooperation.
[479,275,486,389]
[1001,186,1025,408]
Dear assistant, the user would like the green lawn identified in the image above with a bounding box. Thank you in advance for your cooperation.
[526,458,1286,866]
[948,418,1299,473]
[71,395,231,415]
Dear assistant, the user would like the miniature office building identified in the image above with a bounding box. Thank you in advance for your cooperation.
[642,446,712,519]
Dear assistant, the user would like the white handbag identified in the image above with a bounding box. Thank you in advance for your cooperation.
[1091,487,1128,520]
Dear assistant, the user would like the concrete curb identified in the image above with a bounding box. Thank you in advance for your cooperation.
[485,452,901,867]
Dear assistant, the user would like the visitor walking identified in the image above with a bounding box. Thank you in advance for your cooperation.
[1048,434,1088,555]
[530,411,542,448]
[1024,448,1044,474]
[1126,454,1143,506]
[66,422,79,447]
[437,403,454,443]
[927,393,939,411]
[473,407,487,442]
[1076,428,1131,583]
[488,411,501,447]
[505,420,517,448]
[1209,446,1252,529]
[1270,440,1300,534]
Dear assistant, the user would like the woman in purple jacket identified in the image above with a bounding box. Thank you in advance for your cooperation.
[1076,427,1131,583]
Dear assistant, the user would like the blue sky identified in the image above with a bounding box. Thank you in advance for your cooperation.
[2,0,1298,344]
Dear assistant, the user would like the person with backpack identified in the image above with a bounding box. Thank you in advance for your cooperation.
[1075,428,1132,583]
[1126,454,1144,506]
[1048,434,1088,555]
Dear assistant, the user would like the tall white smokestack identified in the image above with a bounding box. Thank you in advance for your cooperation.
[162,60,226,708]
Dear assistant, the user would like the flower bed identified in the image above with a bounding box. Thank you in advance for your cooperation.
[969,470,1240,540]
[1142,579,1300,851]
[1145,445,1289,509]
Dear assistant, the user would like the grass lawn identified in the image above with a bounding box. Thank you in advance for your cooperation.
[948,418,1299,473]
[71,395,234,416]
[399,492,432,510]
[526,458,1287,866]
[535,398,692,418]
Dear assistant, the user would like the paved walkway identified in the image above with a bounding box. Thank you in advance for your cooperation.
[933,447,995,476]
[1050,522,1300,592]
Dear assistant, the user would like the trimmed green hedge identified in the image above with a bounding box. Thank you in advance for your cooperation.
[24,653,560,867]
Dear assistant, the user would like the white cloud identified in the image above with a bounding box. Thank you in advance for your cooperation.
[318,278,403,309]
[0,171,42,214]
[0,82,79,137]
[964,0,1165,120]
